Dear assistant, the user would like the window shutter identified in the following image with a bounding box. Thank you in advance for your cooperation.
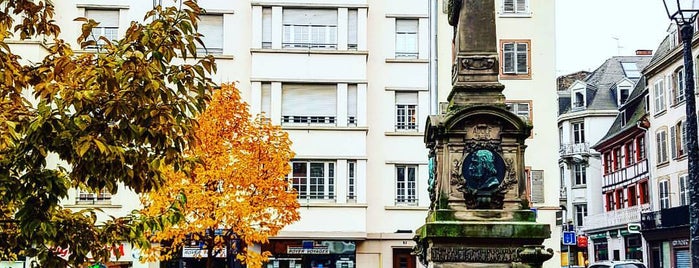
[396,19,418,56]
[199,15,223,50]
[85,9,119,27]
[530,170,544,203]
[395,92,418,105]
[682,121,687,153]
[262,7,272,46]
[503,43,514,73]
[348,9,358,47]
[516,43,528,73]
[283,9,337,25]
[516,0,528,12]
[261,83,271,116]
[282,84,337,116]
[671,126,677,159]
[503,0,515,12]
[347,84,357,117]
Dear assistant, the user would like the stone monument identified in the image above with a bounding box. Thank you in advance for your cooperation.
[413,0,554,267]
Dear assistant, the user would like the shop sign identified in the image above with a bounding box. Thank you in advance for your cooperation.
[673,239,689,247]
[287,246,330,254]
[627,223,641,234]
[182,247,227,258]
[577,236,588,248]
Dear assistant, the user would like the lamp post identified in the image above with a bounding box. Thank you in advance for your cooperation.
[662,0,699,266]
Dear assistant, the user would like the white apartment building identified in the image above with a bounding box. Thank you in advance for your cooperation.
[5,0,560,267]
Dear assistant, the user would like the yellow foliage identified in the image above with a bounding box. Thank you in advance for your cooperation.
[141,83,300,267]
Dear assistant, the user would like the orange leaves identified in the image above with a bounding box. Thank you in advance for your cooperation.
[142,83,299,268]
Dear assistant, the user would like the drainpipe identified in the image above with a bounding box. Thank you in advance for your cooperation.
[429,0,439,115]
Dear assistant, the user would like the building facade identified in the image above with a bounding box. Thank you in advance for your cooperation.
[558,55,651,266]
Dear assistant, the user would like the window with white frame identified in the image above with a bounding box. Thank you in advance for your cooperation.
[679,174,689,206]
[290,160,335,200]
[395,165,417,205]
[261,82,271,116]
[348,9,358,50]
[262,7,272,48]
[76,188,112,204]
[501,40,530,76]
[656,128,669,164]
[573,91,585,109]
[347,84,358,126]
[506,101,531,122]
[283,9,338,49]
[347,161,356,201]
[197,15,223,54]
[671,120,687,159]
[501,0,529,14]
[653,79,666,114]
[674,68,686,104]
[572,163,586,186]
[85,9,119,49]
[659,180,670,209]
[282,84,337,125]
[395,92,418,131]
[572,122,585,144]
[617,85,631,106]
[395,19,418,59]
[574,204,587,227]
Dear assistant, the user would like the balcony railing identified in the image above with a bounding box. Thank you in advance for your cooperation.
[602,159,648,190]
[582,203,650,232]
[641,205,689,231]
[559,142,591,156]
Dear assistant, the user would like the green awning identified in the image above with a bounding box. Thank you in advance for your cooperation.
[589,233,607,240]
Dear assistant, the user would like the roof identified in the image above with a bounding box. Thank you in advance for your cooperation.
[558,56,651,115]
[592,77,648,149]
[646,35,674,70]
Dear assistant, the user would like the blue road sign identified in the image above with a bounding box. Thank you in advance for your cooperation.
[562,231,576,246]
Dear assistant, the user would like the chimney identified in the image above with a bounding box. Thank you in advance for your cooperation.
[635,49,653,55]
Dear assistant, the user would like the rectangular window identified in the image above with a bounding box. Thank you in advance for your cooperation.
[639,181,650,204]
[680,174,689,206]
[290,161,335,201]
[616,188,625,209]
[262,7,272,48]
[502,0,529,14]
[197,15,223,54]
[395,92,418,131]
[261,82,271,116]
[501,40,530,76]
[625,142,636,165]
[348,160,356,201]
[347,9,358,50]
[347,84,358,126]
[628,185,637,207]
[606,192,615,211]
[675,68,686,104]
[395,19,418,59]
[659,180,670,209]
[621,62,641,78]
[283,9,338,49]
[506,101,532,122]
[653,79,666,114]
[573,164,586,185]
[656,129,668,164]
[396,165,417,205]
[604,152,612,174]
[85,9,119,49]
[281,84,337,125]
[76,188,112,204]
[572,122,585,144]
[574,204,587,228]
[637,136,646,160]
[671,121,687,159]
[613,147,623,170]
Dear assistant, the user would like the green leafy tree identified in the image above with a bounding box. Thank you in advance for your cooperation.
[0,0,216,266]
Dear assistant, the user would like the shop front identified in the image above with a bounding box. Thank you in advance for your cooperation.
[262,240,356,268]
[641,205,690,268]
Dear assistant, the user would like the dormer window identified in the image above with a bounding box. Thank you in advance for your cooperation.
[573,91,585,109]
[620,110,627,127]
[618,85,631,105]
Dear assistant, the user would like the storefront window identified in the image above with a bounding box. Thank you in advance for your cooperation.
[263,240,356,268]
[593,240,609,261]
[625,234,643,261]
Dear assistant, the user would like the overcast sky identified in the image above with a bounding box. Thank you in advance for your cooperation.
[556,0,671,76]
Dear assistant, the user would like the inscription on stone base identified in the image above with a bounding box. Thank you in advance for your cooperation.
[430,247,521,263]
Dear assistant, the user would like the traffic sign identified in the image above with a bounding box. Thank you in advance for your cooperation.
[562,231,576,246]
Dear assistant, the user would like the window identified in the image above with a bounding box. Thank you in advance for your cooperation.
[506,101,531,122]
[85,9,119,49]
[572,164,586,186]
[618,86,631,105]
[613,147,623,170]
[653,79,666,114]
[395,19,418,59]
[572,122,585,144]
[671,120,687,159]
[637,136,646,160]
[679,174,689,206]
[502,0,529,14]
[639,181,650,204]
[282,84,337,125]
[574,204,587,227]
[604,152,612,174]
[395,92,418,131]
[262,7,272,48]
[621,62,641,78]
[395,165,417,205]
[500,40,530,77]
[625,142,636,165]
[261,83,271,116]
[606,192,615,211]
[616,188,625,209]
[656,129,668,164]
[348,9,358,50]
[197,15,223,54]
[290,161,335,200]
[283,9,338,49]
[559,166,565,187]
[76,188,112,204]
[628,185,637,207]
[659,180,670,209]
[573,91,585,109]
[348,160,356,201]
[674,68,686,104]
[347,84,358,126]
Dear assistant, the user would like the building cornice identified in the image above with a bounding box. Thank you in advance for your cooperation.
[557,110,619,123]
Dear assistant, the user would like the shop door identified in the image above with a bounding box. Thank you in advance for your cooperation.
[674,249,690,268]
[651,246,662,268]
[392,248,415,268]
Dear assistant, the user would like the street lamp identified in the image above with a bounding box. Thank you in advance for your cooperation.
[662,0,699,266]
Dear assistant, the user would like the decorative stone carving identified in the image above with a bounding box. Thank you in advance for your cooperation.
[462,56,496,70]
[430,247,522,263]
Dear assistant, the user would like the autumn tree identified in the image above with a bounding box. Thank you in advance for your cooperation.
[0,0,216,266]
[141,83,300,268]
